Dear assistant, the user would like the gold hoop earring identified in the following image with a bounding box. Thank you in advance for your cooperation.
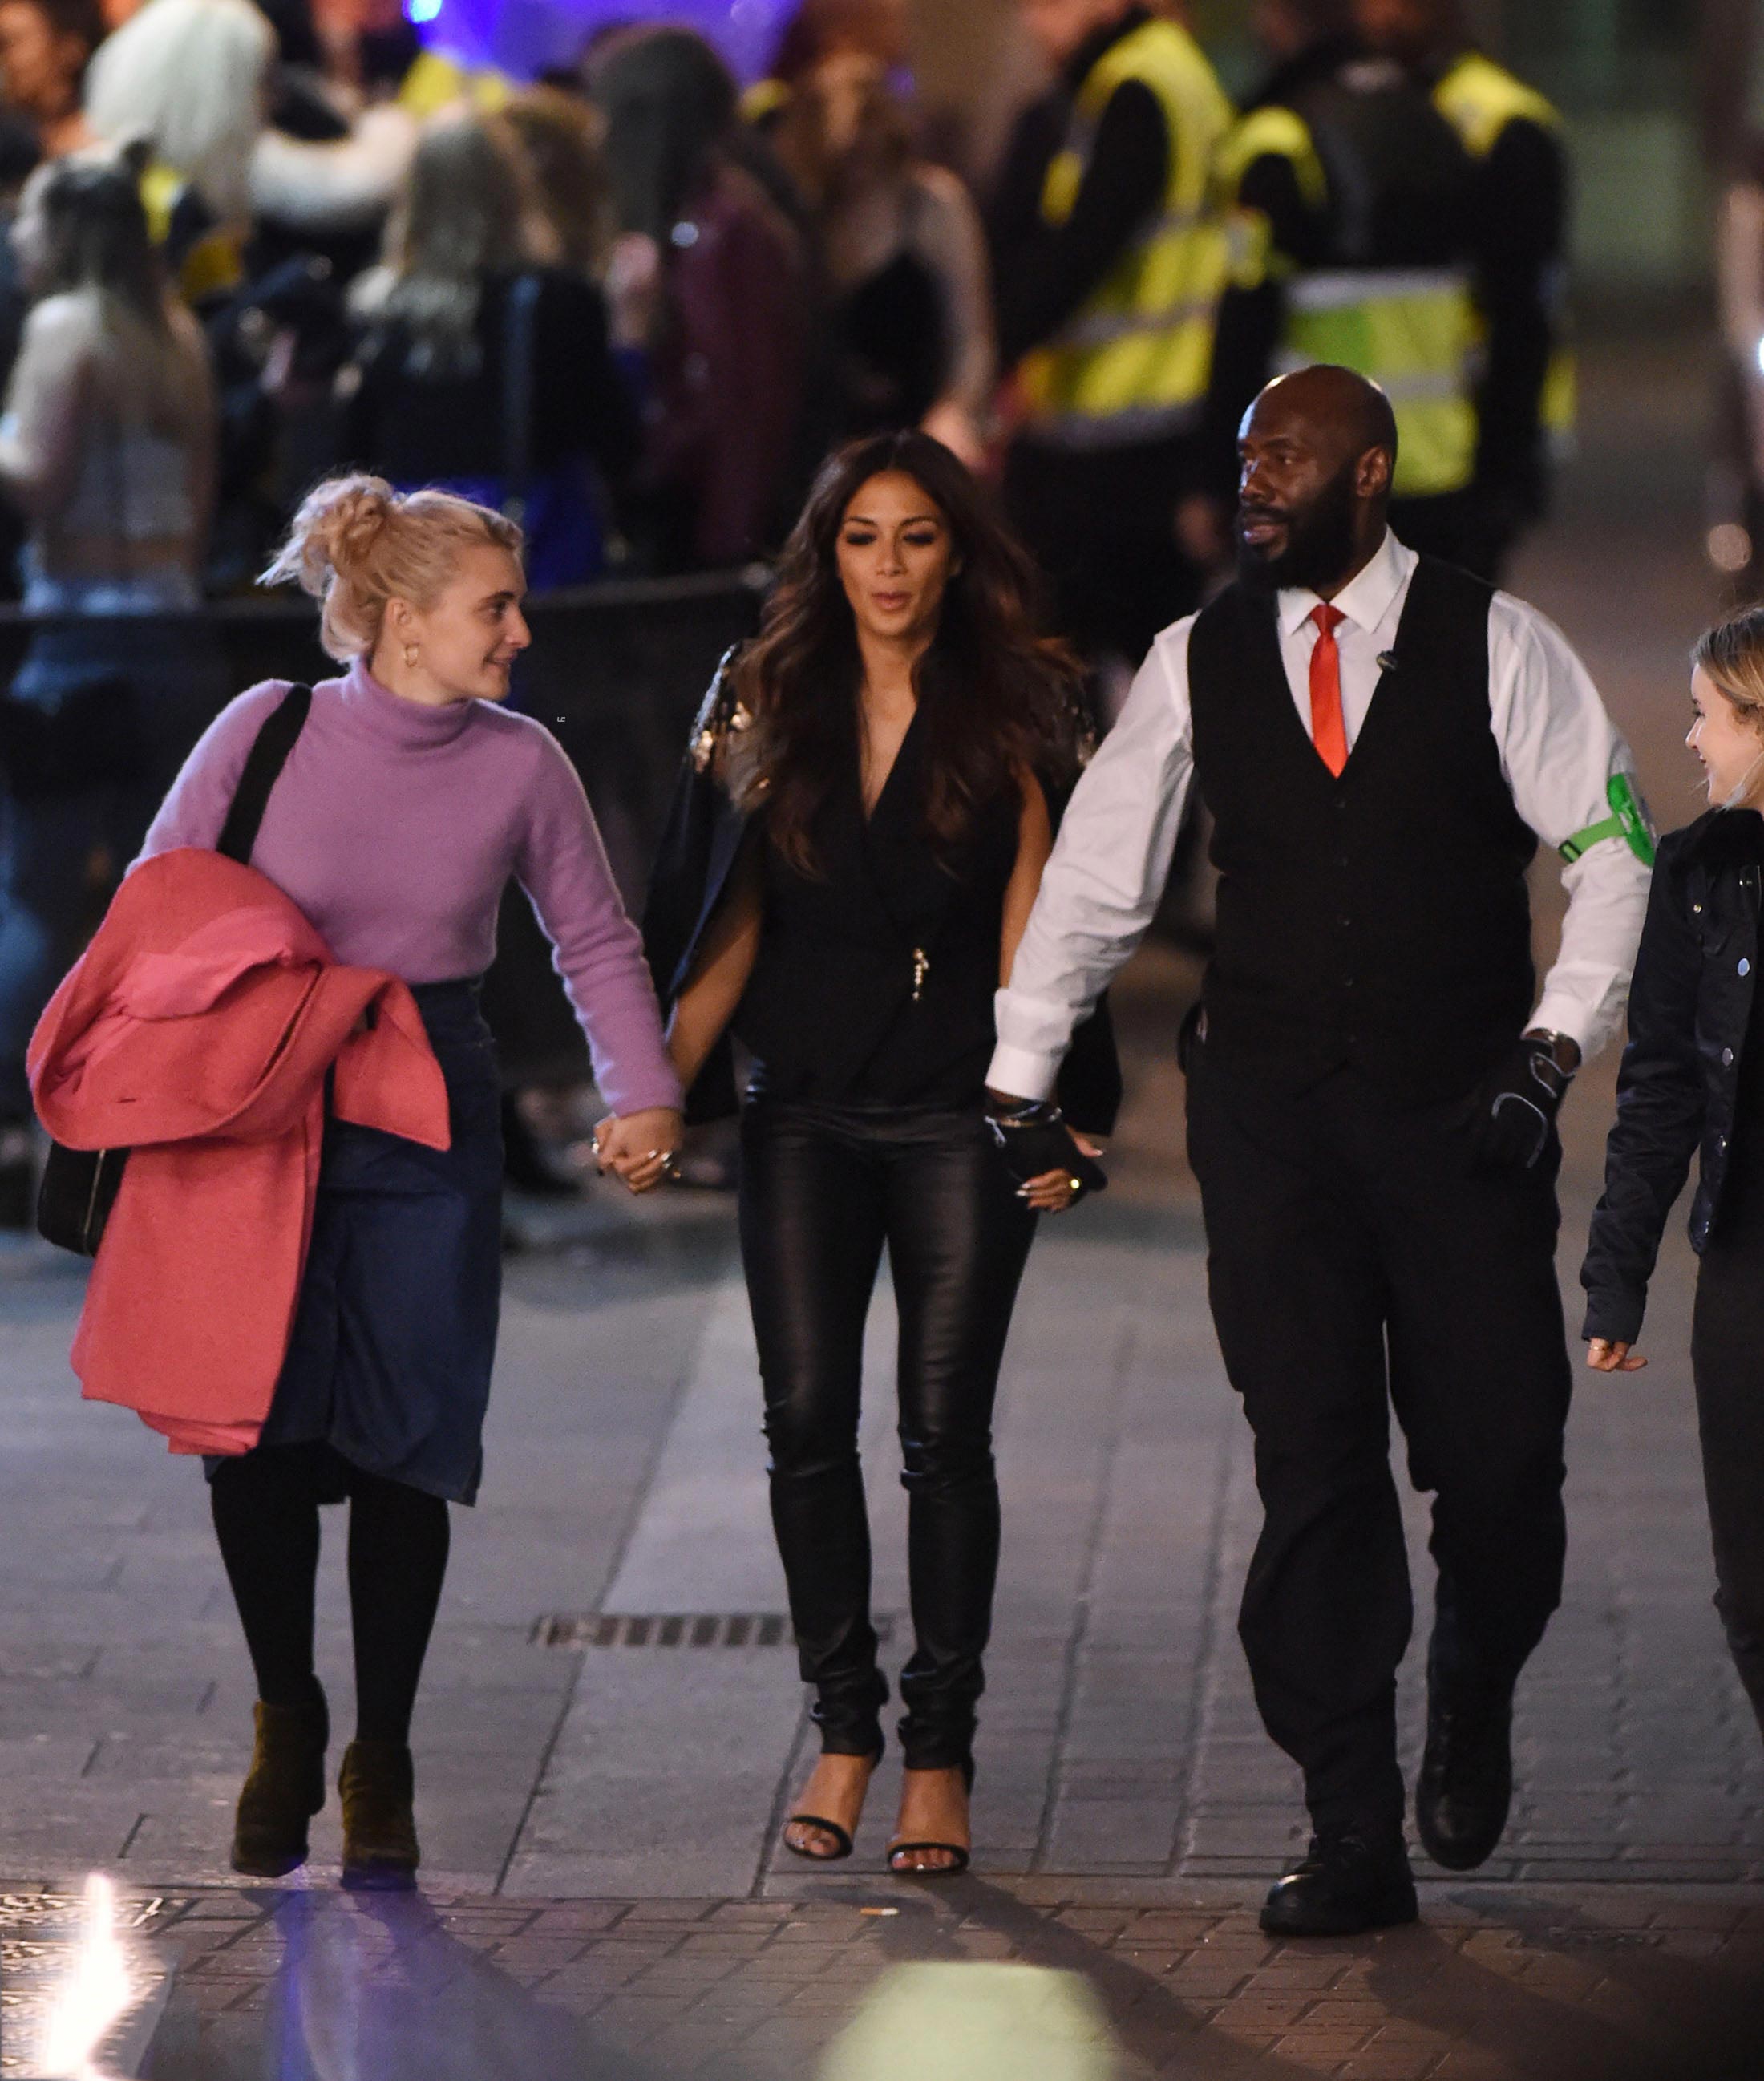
[403,642,419,670]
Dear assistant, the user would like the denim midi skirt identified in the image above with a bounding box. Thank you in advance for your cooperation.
[213,980,504,1504]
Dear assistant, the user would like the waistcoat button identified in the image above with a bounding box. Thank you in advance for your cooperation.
[1742,959,1752,977]
[1723,1047,1735,1066]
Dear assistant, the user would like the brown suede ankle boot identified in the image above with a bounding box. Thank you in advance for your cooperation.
[232,1693,329,1878]
[338,1739,419,1892]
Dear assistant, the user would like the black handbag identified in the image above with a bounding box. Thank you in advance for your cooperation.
[35,682,314,1255]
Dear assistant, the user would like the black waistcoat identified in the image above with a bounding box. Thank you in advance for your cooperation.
[734,706,1018,1107]
[1187,556,1537,1100]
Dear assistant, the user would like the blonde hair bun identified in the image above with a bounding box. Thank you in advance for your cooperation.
[261,474,523,663]
[271,474,396,599]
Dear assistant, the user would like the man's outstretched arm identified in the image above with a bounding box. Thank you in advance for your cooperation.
[989,626,1199,1102]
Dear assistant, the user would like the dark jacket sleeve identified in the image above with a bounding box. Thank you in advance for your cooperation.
[992,78,1170,370]
[1468,116,1567,522]
[1057,999,1122,1137]
[1579,841,1705,1345]
[640,654,745,1125]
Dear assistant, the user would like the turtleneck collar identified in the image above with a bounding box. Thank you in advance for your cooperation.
[339,657,478,747]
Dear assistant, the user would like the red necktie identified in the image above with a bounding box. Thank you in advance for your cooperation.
[1308,602,1349,778]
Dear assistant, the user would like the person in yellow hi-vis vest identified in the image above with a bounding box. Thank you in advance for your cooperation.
[989,0,1232,670]
[1357,0,1572,580]
[1198,0,1503,577]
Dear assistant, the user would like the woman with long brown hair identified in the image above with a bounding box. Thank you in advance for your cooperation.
[647,430,1117,1874]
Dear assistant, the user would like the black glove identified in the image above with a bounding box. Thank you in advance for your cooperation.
[985,1098,1108,1204]
[1469,1037,1574,1172]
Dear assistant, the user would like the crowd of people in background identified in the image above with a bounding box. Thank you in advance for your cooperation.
[0,0,1570,1210]
[0,0,1566,603]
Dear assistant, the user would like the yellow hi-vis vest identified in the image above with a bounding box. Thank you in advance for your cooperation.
[1018,18,1234,449]
[1431,50,1576,456]
[1215,101,1478,500]
[399,48,510,120]
[1278,265,1480,497]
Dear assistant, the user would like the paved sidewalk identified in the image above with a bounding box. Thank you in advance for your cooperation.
[7,1879,1764,2081]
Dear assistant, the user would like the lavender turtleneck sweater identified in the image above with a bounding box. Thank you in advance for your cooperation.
[139,660,683,1119]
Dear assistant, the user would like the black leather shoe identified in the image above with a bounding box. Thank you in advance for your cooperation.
[1416,1678,1515,1871]
[1259,1831,1418,1937]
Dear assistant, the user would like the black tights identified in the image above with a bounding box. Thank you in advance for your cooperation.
[210,1443,451,1747]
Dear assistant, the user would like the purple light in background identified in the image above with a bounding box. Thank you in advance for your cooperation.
[404,0,797,81]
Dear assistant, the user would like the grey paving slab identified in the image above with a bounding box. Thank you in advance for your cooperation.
[6,1881,1754,2081]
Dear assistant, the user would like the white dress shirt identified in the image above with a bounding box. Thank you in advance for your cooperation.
[989,530,1653,1101]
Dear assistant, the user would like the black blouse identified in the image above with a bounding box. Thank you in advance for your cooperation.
[734,706,1020,1108]
[641,655,1122,1135]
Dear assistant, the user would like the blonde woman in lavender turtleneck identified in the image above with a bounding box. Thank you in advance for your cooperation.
[138,475,684,1890]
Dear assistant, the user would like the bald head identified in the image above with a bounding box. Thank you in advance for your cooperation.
[1234,366,1397,597]
[1252,366,1398,471]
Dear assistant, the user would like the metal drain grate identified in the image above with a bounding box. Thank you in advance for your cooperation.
[531,1612,896,1650]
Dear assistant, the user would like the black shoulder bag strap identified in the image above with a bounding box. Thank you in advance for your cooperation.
[35,682,314,1256]
[216,682,313,864]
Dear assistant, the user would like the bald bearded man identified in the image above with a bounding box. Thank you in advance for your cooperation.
[987,367,1653,1933]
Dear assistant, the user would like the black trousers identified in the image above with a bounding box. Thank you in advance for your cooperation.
[1689,1238,1764,1741]
[1185,1051,1572,1834]
[738,1098,1038,1770]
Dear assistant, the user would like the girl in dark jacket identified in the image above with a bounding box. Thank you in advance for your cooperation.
[1583,608,1764,1741]
[646,431,1117,1873]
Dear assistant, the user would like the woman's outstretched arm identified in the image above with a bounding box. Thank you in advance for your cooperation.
[1000,767,1054,990]
[667,825,764,1093]
[1001,769,1102,1213]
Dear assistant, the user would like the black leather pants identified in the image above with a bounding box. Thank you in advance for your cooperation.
[738,1097,1037,1771]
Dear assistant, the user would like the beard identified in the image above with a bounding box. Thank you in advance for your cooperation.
[1236,461,1361,594]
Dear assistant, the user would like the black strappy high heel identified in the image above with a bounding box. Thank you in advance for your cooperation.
[888,1757,975,1877]
[783,1747,884,1863]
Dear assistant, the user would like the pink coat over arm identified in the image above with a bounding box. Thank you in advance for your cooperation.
[28,848,451,1457]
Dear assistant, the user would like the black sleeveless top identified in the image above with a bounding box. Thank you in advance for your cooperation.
[734,705,1019,1107]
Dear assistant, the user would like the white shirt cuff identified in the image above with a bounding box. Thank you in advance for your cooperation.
[1528,994,1595,1058]
[984,1043,1062,1104]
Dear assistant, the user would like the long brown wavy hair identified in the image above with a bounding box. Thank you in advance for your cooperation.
[730,431,1082,877]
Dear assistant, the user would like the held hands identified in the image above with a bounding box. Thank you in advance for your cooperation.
[1021,1129,1107,1213]
[592,1107,685,1196]
[1586,1338,1647,1374]
[984,1090,1108,1214]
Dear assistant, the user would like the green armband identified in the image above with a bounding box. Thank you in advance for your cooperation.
[1560,773,1657,868]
